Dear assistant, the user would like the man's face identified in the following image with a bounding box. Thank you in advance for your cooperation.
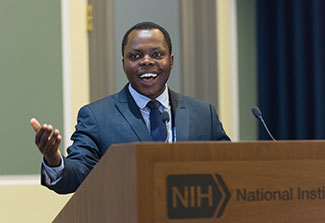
[122,29,174,99]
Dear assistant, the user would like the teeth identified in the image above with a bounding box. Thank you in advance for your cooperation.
[140,73,158,78]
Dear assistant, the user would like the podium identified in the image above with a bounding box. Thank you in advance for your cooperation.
[53,141,325,223]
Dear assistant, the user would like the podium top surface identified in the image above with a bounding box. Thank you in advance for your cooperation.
[108,140,325,161]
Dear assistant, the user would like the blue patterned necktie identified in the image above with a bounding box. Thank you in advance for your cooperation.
[147,100,167,141]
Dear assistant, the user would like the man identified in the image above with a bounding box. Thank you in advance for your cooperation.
[31,22,230,194]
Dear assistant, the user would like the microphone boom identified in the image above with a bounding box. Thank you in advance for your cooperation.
[251,106,276,141]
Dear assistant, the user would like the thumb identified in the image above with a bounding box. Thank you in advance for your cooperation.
[30,118,41,132]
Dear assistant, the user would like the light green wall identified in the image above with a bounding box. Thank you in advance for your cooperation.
[0,0,63,174]
[237,0,258,140]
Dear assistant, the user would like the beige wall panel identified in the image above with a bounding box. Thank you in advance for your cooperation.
[0,185,72,222]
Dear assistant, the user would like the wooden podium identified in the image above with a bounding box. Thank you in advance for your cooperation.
[53,141,325,223]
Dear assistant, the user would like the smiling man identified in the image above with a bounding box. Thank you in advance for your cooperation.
[31,22,230,194]
[123,28,173,99]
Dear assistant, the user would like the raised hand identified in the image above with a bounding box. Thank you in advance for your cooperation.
[30,118,62,167]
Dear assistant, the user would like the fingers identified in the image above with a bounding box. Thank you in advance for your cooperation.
[34,123,62,153]
[52,133,62,150]
[35,124,49,146]
[30,118,41,132]
[44,129,61,152]
[37,124,54,149]
[37,126,61,149]
[31,119,62,166]
[42,129,62,167]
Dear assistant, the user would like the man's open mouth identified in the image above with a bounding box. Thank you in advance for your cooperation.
[139,73,158,79]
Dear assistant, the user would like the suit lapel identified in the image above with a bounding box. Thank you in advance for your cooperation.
[115,86,152,141]
[169,89,190,141]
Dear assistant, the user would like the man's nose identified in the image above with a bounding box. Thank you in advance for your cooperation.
[140,55,154,66]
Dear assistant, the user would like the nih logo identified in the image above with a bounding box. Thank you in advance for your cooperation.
[167,174,231,219]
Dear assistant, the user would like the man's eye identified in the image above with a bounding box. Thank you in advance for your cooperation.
[130,54,140,59]
[152,52,163,58]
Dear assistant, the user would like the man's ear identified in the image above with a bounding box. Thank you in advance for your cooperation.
[122,58,125,72]
[170,54,174,69]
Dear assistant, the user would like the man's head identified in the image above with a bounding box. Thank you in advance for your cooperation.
[122,22,174,99]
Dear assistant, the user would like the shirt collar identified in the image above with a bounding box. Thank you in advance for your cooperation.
[128,84,169,109]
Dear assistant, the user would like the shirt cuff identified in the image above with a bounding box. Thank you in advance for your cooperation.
[42,156,64,185]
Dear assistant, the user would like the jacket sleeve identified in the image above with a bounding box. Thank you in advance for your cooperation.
[210,104,231,141]
[41,105,101,194]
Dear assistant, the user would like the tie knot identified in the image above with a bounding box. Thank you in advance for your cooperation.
[147,100,160,110]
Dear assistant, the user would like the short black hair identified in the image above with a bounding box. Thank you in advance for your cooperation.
[121,21,172,57]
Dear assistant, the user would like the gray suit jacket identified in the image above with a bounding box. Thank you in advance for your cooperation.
[42,85,230,194]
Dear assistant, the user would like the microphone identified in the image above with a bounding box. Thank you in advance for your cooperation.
[162,111,170,123]
[251,106,276,141]
[161,111,170,142]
